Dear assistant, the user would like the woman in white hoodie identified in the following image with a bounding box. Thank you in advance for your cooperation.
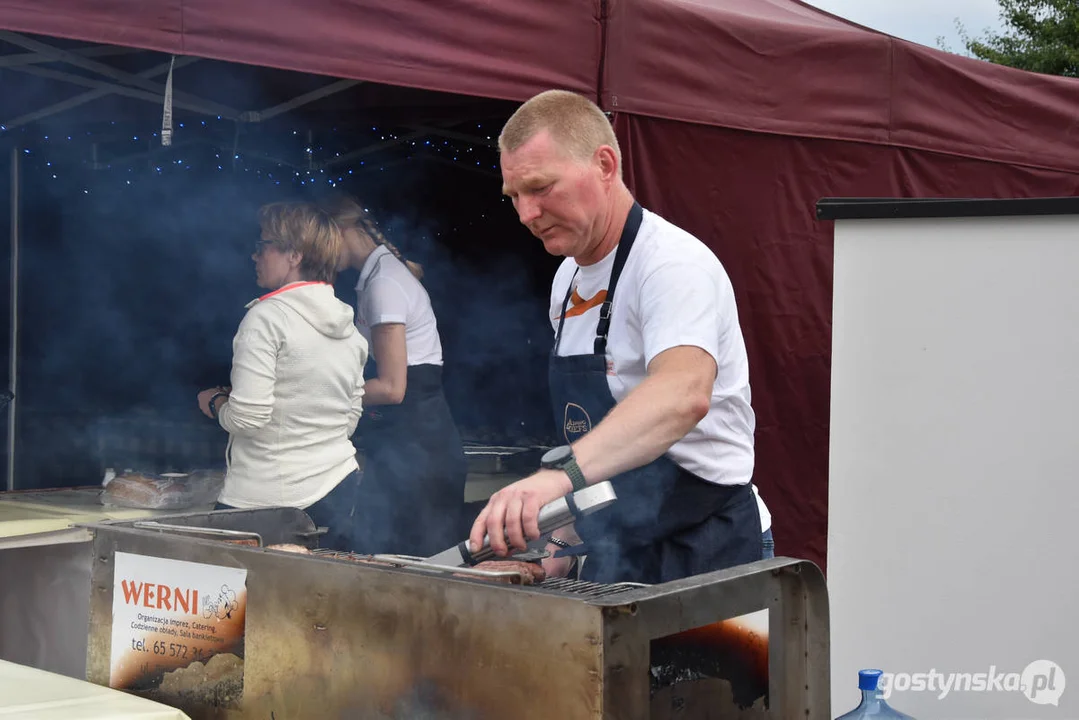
[197,202,368,551]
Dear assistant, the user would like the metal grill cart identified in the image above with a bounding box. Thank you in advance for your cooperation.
[82,507,830,719]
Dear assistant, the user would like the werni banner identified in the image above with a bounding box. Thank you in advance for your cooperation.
[109,552,247,697]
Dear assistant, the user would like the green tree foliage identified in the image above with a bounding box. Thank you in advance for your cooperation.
[961,0,1079,77]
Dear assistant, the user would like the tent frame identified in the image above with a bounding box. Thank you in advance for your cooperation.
[6,147,17,492]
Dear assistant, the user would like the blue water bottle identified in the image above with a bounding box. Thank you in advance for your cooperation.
[836,669,916,719]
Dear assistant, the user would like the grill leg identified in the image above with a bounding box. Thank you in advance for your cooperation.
[769,563,831,718]
[600,559,830,719]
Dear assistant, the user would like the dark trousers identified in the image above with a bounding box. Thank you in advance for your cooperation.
[352,365,467,557]
[215,468,361,552]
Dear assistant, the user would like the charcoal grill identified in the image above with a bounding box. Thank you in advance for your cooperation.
[81,507,830,719]
[309,547,649,599]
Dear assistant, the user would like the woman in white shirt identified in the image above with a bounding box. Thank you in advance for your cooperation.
[197,201,368,551]
[325,196,467,557]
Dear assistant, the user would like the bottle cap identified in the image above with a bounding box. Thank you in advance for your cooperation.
[859,669,884,691]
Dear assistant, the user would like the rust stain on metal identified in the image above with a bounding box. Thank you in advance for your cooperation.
[235,553,604,719]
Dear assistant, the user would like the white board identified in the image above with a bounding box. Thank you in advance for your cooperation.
[827,213,1078,718]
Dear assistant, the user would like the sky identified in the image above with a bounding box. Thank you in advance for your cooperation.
[801,0,1006,54]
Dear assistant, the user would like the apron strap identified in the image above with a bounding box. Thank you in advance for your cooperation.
[552,202,645,356]
[595,202,643,355]
[553,268,579,352]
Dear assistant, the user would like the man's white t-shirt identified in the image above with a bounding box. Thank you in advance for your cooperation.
[355,246,443,366]
[549,208,771,530]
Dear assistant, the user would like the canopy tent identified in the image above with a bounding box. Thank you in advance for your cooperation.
[2,0,1078,573]
[605,0,1079,170]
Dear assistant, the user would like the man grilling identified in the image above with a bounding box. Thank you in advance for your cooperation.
[469,89,765,585]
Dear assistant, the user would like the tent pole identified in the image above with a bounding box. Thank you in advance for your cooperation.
[7,147,19,492]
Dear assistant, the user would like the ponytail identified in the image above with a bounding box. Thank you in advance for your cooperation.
[323,194,424,281]
[358,216,425,281]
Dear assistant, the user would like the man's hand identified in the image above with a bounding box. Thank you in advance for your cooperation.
[197,387,229,419]
[469,469,573,556]
[541,551,575,579]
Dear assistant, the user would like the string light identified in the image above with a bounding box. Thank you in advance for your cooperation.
[7,122,500,191]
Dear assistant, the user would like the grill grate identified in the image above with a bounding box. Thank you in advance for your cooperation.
[308,549,647,599]
[310,548,369,561]
[537,577,647,599]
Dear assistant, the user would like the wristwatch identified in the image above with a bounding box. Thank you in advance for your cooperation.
[540,445,588,492]
[208,391,229,420]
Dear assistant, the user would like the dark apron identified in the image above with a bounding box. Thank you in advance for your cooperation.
[353,364,468,557]
[549,202,762,584]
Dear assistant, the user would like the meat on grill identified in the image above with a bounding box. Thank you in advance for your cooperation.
[340,555,396,567]
[468,560,547,585]
[294,549,546,586]
[266,543,312,554]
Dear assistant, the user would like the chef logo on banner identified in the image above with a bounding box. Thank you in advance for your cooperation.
[110,552,247,709]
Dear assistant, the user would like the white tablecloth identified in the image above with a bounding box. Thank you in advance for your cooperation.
[0,659,190,719]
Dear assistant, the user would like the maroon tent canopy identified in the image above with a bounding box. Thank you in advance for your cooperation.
[605,0,1079,171]
[0,0,601,102]
[3,0,1079,572]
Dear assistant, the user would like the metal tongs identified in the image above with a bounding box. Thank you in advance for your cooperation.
[422,481,617,568]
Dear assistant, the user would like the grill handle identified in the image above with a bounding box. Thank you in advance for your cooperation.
[423,480,617,567]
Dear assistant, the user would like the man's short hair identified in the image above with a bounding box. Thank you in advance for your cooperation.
[257,201,342,283]
[499,90,621,170]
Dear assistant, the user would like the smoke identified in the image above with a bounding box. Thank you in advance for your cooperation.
[399,214,560,447]
[1,100,273,482]
[378,681,481,720]
[2,51,564,497]
[296,678,482,720]
[6,138,270,483]
[315,162,562,448]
